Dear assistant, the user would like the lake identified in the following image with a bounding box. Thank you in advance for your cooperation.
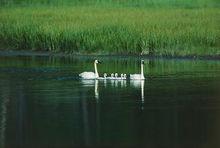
[0,55,220,148]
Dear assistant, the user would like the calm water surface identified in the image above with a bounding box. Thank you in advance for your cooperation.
[0,56,220,148]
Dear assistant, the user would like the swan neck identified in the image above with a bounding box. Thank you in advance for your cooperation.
[94,62,99,78]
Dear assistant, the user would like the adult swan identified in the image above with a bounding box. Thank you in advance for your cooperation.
[130,60,145,80]
[79,60,101,79]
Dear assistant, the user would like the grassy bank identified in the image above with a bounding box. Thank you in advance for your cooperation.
[0,5,219,56]
[1,0,219,8]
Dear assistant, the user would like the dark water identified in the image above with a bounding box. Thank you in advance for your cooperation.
[0,56,220,148]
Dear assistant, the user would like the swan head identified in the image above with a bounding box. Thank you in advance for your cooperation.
[94,60,101,64]
[141,60,144,64]
[124,74,127,78]
[103,73,107,78]
[115,73,118,78]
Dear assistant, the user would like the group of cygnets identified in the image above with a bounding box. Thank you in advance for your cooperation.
[98,73,127,80]
[79,59,145,80]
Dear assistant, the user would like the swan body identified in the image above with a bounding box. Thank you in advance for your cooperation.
[79,72,97,79]
[79,60,100,79]
[104,73,107,78]
[130,60,145,80]
[108,73,121,80]
[123,74,127,79]
[114,73,119,79]
[106,73,114,79]
[97,73,107,80]
[130,74,144,80]
[106,73,127,80]
[121,74,127,80]
[113,73,122,80]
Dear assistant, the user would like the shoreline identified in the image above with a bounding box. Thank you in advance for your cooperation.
[0,50,219,61]
[1,7,219,59]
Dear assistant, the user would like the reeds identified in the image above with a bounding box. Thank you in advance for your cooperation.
[0,5,219,56]
[1,0,219,8]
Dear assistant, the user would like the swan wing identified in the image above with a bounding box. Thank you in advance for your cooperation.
[79,72,96,79]
[97,77,105,80]
[130,74,142,80]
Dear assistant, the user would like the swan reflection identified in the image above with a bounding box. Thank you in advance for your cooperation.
[80,79,96,86]
[80,79,144,106]
[130,80,145,109]
[80,79,100,102]
[80,79,128,102]
[109,79,127,88]
[94,80,99,101]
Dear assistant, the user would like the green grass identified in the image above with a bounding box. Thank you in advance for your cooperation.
[1,0,219,8]
[0,2,219,56]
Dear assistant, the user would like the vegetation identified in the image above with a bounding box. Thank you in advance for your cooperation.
[1,0,219,8]
[0,0,219,56]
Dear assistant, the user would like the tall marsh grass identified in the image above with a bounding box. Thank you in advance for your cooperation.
[1,0,219,8]
[0,6,219,56]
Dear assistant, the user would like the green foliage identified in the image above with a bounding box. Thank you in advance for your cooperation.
[0,6,219,56]
[0,0,219,8]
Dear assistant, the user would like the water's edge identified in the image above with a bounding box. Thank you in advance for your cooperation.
[0,50,220,60]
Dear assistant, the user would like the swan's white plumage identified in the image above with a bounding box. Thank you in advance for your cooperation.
[130,60,145,80]
[130,74,144,80]
[106,73,114,79]
[97,73,107,80]
[79,60,100,79]
[79,72,97,79]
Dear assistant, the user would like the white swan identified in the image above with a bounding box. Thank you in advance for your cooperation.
[97,73,107,80]
[121,74,127,80]
[120,73,123,78]
[113,73,122,80]
[106,73,114,79]
[105,73,127,80]
[79,60,101,79]
[130,60,145,80]
[124,74,127,79]
[114,73,119,79]
[115,73,126,80]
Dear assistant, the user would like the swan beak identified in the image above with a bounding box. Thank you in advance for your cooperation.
[141,60,145,64]
[98,61,102,64]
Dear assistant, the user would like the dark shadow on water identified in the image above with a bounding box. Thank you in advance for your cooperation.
[0,56,220,148]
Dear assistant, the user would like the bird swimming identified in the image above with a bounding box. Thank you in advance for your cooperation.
[79,60,101,79]
[130,60,145,80]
